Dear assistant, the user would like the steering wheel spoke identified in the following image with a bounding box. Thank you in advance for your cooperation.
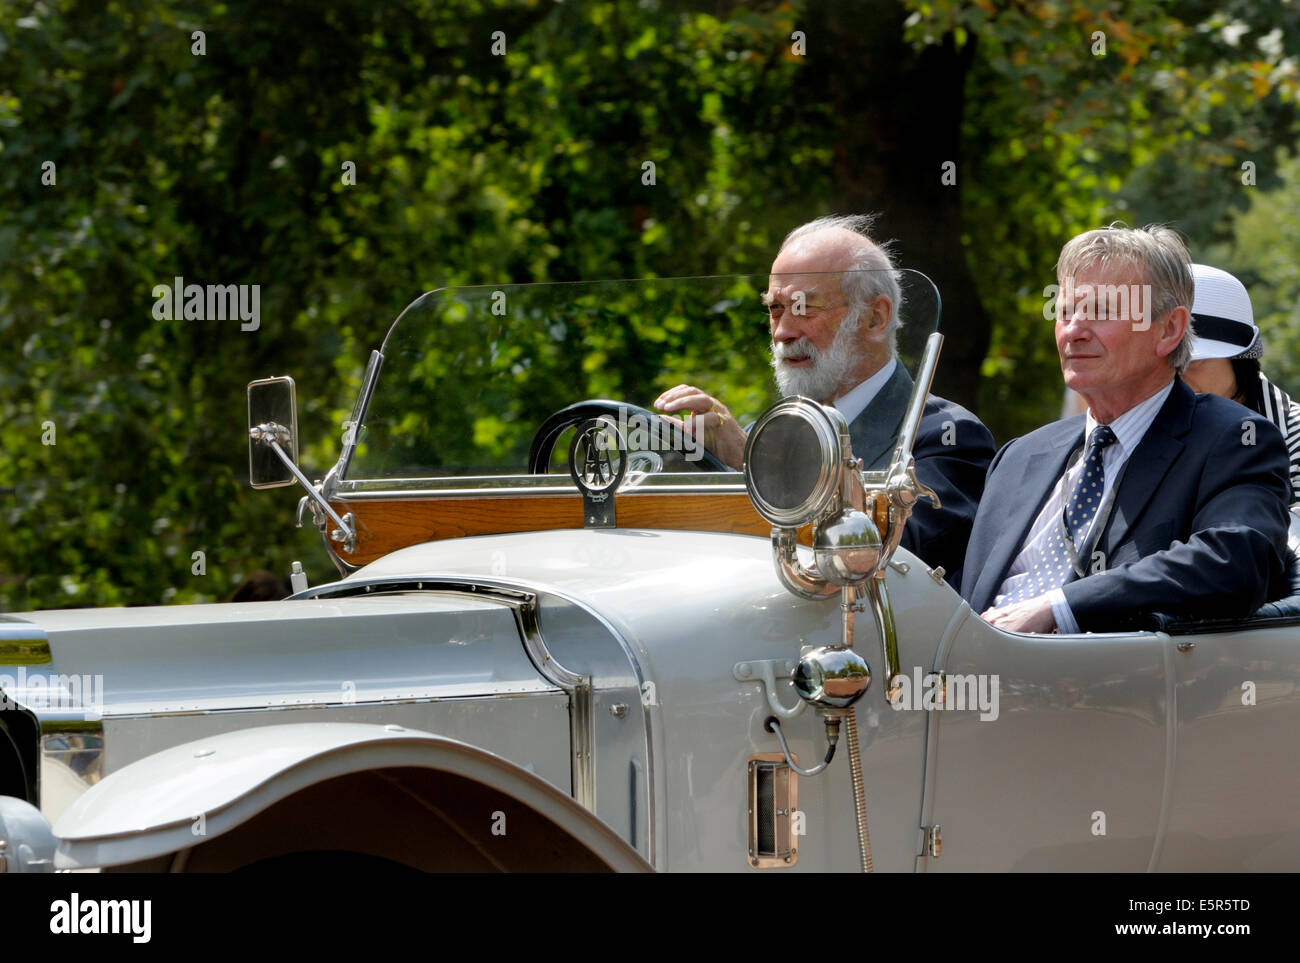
[527,399,730,475]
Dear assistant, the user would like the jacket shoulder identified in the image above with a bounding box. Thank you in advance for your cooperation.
[988,412,1085,463]
[1190,391,1279,437]
[921,394,980,424]
[919,395,995,440]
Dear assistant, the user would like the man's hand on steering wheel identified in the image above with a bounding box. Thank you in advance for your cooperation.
[527,400,730,474]
[653,384,747,471]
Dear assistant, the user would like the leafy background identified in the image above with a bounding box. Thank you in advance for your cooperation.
[1,0,1297,609]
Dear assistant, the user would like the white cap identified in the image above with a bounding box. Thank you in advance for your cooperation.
[1189,263,1261,361]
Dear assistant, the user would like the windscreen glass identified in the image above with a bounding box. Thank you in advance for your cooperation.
[344,270,940,484]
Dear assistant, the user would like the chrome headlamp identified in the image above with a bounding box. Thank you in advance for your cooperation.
[744,398,882,592]
[743,397,846,529]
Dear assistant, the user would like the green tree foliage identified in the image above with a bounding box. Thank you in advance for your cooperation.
[0,0,815,609]
[1201,150,1300,395]
[1,0,1297,609]
[907,0,1300,438]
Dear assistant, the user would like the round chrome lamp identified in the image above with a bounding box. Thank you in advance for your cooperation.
[793,645,872,709]
[814,508,882,585]
[743,398,846,528]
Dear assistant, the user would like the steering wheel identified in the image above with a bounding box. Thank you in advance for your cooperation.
[527,399,730,474]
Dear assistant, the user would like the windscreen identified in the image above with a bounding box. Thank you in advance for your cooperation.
[342,270,940,484]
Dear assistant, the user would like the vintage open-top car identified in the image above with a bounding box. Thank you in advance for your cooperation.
[2,269,1298,873]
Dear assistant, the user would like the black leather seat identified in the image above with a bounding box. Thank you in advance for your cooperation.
[1146,509,1300,634]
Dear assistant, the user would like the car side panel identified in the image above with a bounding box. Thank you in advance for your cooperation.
[357,532,958,871]
[1157,626,1300,871]
[105,694,573,796]
[926,613,1168,871]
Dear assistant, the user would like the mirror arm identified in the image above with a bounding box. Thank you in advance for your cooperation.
[250,423,356,553]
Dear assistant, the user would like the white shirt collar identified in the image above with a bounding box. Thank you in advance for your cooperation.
[1083,379,1175,458]
[831,358,898,426]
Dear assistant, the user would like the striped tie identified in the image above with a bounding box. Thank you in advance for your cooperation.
[1005,425,1117,603]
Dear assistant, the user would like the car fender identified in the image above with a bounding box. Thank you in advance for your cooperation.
[53,721,652,872]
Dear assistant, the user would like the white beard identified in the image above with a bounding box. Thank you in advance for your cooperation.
[770,311,862,402]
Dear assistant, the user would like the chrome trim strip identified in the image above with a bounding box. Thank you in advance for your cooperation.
[915,601,971,872]
[1146,632,1178,872]
[0,620,51,667]
[300,573,657,865]
[38,715,104,737]
[304,578,536,604]
[104,687,561,721]
[299,577,597,814]
[38,716,104,734]
[513,602,583,690]
[507,584,659,868]
[39,721,104,824]
[332,473,747,498]
[513,598,594,810]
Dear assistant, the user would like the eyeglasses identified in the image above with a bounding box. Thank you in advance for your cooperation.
[764,299,847,322]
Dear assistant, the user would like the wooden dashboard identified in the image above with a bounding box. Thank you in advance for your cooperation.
[329,489,891,567]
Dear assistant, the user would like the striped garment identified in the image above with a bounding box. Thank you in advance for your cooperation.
[1258,371,1300,504]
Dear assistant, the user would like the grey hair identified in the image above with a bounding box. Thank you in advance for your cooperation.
[778,214,905,354]
[1056,221,1195,372]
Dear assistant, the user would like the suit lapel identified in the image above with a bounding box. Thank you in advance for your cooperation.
[970,421,1083,610]
[848,364,914,470]
[1100,379,1193,554]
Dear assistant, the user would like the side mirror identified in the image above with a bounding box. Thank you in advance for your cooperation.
[247,375,357,553]
[247,376,299,489]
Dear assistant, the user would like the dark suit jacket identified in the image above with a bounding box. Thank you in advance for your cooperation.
[960,377,1292,631]
[848,364,995,587]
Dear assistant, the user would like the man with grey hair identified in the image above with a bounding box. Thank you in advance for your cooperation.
[655,214,995,585]
[963,223,1291,633]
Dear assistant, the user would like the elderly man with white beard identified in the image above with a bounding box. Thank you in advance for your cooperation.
[654,215,995,586]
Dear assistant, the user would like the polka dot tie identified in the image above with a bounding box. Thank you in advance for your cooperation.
[1005,425,1117,604]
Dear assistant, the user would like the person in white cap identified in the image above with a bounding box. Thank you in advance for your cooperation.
[1182,263,1300,503]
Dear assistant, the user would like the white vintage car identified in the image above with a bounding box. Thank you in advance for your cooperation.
[2,270,1297,873]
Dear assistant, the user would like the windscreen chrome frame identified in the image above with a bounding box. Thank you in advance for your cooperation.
[885,331,944,482]
[331,471,750,498]
[333,349,384,486]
